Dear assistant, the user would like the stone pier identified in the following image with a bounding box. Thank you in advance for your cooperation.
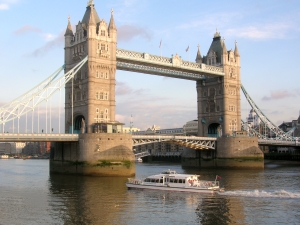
[182,132,264,169]
[50,133,135,176]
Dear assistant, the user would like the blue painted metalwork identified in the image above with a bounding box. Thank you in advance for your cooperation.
[116,61,206,80]
[241,85,296,141]
[0,56,88,125]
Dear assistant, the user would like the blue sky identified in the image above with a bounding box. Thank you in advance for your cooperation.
[1,0,300,132]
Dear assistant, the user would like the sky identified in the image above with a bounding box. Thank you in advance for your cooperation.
[1,0,300,132]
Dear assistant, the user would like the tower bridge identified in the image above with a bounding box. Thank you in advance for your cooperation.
[1,1,299,175]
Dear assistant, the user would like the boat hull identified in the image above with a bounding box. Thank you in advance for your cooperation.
[126,183,219,194]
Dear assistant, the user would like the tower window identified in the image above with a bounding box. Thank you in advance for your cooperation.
[96,92,108,100]
[101,30,105,36]
[101,44,105,50]
[96,71,99,78]
[96,108,99,113]
[228,105,236,112]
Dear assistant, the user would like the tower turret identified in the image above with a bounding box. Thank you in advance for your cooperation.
[234,41,240,65]
[221,38,227,65]
[87,4,96,39]
[64,16,73,66]
[195,44,202,64]
[108,9,117,40]
[64,16,73,45]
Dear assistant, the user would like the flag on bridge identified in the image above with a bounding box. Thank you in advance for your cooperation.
[216,175,222,180]
[159,39,162,48]
[186,45,189,52]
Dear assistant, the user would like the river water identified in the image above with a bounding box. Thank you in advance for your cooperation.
[0,159,300,225]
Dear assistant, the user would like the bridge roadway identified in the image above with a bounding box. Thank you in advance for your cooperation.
[0,133,79,142]
[0,133,298,147]
[0,134,216,149]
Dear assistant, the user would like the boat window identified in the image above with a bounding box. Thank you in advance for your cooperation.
[169,178,174,183]
[156,179,159,183]
[179,179,182,183]
[159,179,163,183]
[174,179,178,183]
[183,180,185,183]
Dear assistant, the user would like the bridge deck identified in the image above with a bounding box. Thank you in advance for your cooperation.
[0,133,298,147]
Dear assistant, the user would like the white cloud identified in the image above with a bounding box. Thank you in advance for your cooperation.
[176,9,299,41]
[177,12,242,30]
[14,25,42,35]
[0,3,9,10]
[0,0,19,10]
[23,31,64,57]
[42,33,56,41]
[262,89,300,101]
[14,25,56,41]
[225,23,292,40]
[118,24,152,42]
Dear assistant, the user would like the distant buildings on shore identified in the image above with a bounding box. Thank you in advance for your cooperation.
[245,109,300,138]
[123,120,198,155]
[0,142,51,156]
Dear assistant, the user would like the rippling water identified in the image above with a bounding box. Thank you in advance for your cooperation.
[0,159,300,225]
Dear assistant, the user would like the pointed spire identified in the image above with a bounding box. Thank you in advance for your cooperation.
[222,37,227,52]
[214,28,220,38]
[234,40,240,57]
[64,16,73,36]
[81,0,100,26]
[109,8,116,30]
[88,4,96,25]
[195,44,202,63]
[87,0,94,7]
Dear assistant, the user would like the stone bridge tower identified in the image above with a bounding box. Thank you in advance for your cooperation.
[64,1,119,134]
[188,31,263,169]
[197,31,241,137]
[51,1,135,176]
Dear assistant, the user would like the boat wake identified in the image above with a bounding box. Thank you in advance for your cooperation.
[218,189,300,199]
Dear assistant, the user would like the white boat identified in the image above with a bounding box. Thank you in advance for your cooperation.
[126,169,224,194]
[136,157,143,162]
[0,155,9,159]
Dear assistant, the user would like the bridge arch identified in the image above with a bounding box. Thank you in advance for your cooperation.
[74,115,85,134]
[208,123,222,137]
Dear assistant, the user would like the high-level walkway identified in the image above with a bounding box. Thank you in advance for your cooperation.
[116,49,225,80]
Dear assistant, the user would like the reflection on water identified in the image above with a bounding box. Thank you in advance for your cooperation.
[0,160,300,225]
[195,196,234,225]
[49,174,129,225]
